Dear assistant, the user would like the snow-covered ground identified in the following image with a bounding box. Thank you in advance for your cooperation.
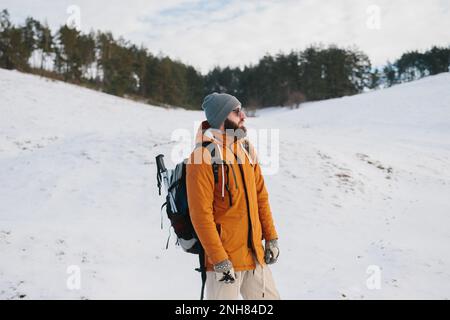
[1,68,449,299]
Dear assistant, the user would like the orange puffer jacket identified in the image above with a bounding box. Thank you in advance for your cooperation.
[186,121,278,272]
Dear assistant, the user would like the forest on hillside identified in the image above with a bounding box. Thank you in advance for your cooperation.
[1,9,449,109]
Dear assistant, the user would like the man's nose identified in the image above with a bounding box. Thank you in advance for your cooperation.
[241,111,246,120]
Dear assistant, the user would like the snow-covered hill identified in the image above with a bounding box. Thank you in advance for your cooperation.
[1,68,449,299]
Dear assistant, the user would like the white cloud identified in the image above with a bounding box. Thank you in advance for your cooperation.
[2,0,449,74]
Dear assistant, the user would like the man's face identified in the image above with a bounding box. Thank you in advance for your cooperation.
[224,105,247,138]
[225,106,246,128]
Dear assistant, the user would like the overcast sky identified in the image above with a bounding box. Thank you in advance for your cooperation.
[2,0,449,74]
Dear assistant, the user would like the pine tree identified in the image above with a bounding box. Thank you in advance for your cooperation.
[0,9,12,68]
[35,20,54,71]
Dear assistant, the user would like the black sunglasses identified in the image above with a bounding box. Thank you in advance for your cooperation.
[232,107,244,116]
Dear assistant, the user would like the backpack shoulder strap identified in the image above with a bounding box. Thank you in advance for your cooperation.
[193,143,217,299]
[195,141,219,184]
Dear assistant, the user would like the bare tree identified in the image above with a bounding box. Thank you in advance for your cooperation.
[286,90,306,109]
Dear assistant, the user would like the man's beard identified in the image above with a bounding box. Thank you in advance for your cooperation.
[224,118,247,140]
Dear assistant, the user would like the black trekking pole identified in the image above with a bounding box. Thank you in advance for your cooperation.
[156,154,177,213]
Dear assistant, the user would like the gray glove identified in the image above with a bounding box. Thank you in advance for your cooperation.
[213,259,236,284]
[264,239,279,264]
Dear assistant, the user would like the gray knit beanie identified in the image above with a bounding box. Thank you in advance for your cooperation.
[201,92,241,129]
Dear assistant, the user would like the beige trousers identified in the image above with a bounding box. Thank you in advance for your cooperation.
[205,259,281,300]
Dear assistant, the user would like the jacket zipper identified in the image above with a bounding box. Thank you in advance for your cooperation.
[224,163,233,207]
